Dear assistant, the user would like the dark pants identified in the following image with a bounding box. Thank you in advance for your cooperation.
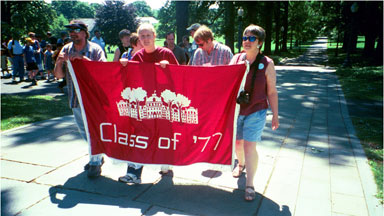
[11,55,25,80]
[127,166,143,178]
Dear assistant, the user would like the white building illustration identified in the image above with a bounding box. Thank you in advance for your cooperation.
[117,88,198,124]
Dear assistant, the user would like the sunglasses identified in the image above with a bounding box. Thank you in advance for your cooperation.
[196,42,205,47]
[67,28,82,33]
[242,36,257,42]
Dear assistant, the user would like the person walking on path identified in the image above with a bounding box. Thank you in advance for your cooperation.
[44,44,54,81]
[190,25,233,66]
[28,32,44,80]
[119,23,178,184]
[7,36,25,83]
[230,24,279,201]
[54,20,106,178]
[23,37,39,86]
[91,30,107,58]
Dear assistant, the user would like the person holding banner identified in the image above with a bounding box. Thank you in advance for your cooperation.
[230,24,279,201]
[119,23,179,184]
[53,20,107,178]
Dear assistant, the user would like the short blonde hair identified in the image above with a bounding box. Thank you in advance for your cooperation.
[193,25,213,43]
[137,23,156,36]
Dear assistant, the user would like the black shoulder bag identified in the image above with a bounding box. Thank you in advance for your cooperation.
[236,53,264,104]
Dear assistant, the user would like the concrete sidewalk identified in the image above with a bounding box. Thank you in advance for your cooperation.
[1,38,382,216]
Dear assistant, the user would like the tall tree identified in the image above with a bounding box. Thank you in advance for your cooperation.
[51,1,95,20]
[1,1,56,39]
[175,1,189,44]
[224,1,235,52]
[263,2,273,55]
[360,1,382,57]
[157,0,176,38]
[274,1,281,54]
[281,1,288,52]
[132,1,153,17]
[95,1,138,46]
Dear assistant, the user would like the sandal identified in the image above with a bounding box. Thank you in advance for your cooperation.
[232,164,245,178]
[245,186,256,201]
[118,173,142,184]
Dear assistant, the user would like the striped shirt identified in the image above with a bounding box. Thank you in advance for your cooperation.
[191,42,233,66]
[61,41,106,108]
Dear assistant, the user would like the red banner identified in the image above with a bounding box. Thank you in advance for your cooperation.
[69,60,246,166]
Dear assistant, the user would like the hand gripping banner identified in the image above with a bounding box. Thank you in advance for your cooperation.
[68,60,246,166]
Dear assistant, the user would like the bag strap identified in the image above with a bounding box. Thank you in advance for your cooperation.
[249,53,264,95]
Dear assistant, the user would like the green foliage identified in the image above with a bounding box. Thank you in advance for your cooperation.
[132,1,153,17]
[157,0,176,38]
[1,95,71,131]
[49,14,69,38]
[95,1,138,46]
[289,2,320,44]
[157,0,223,39]
[51,1,96,20]
[352,116,383,201]
[1,1,57,39]
[336,66,383,101]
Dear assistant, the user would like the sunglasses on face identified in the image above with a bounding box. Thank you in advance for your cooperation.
[196,42,205,47]
[242,36,257,42]
[67,28,82,33]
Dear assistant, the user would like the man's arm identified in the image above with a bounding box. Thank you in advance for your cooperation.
[53,50,68,79]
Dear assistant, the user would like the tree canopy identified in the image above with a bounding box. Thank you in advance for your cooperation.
[1,0,381,63]
[95,1,138,46]
[132,1,153,17]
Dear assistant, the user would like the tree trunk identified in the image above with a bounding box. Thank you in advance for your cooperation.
[224,1,235,53]
[274,2,280,54]
[374,33,383,65]
[175,1,189,45]
[363,33,377,57]
[281,1,288,52]
[263,2,273,55]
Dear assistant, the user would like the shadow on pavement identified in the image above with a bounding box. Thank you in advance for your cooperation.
[49,173,291,216]
[1,189,13,216]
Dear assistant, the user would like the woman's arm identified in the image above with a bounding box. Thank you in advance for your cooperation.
[265,60,279,130]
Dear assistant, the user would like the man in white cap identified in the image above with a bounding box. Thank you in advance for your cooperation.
[54,20,107,178]
[186,23,200,65]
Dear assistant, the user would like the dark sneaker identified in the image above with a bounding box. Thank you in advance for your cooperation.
[87,164,102,178]
[84,157,104,170]
[118,174,141,184]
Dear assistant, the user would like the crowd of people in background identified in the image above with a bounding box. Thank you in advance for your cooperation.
[1,30,70,89]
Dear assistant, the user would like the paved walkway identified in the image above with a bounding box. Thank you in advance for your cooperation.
[1,38,382,216]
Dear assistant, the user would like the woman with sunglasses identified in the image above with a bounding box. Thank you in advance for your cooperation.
[230,24,279,201]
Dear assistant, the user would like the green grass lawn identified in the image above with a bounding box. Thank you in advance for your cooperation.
[1,94,72,131]
[327,42,383,202]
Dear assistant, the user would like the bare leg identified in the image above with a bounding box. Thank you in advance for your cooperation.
[235,139,245,166]
[233,139,246,177]
[243,140,258,187]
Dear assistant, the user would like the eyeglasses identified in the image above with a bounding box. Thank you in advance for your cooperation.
[196,42,205,47]
[242,36,257,42]
[67,28,82,33]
